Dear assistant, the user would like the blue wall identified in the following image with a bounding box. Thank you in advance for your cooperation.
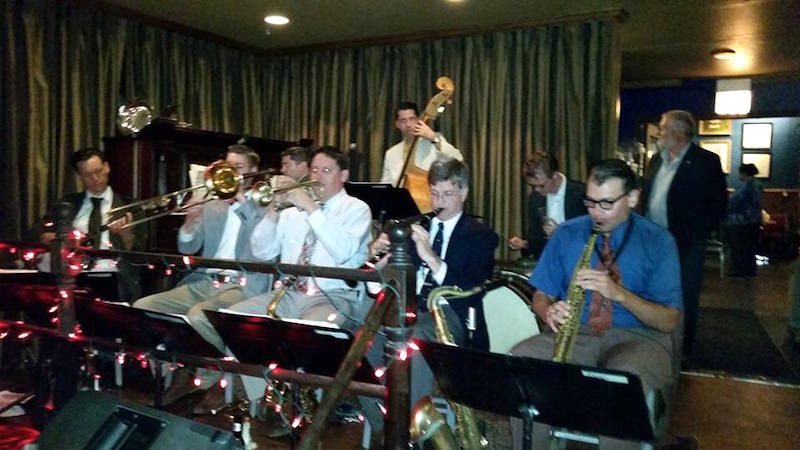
[619,79,800,189]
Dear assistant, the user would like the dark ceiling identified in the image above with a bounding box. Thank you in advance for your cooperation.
[97,0,800,82]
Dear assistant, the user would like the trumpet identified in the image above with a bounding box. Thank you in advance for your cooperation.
[103,161,274,231]
[251,178,321,210]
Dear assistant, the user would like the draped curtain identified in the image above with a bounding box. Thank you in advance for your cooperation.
[2,0,620,257]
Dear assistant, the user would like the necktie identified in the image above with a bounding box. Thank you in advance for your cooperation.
[88,197,103,249]
[418,222,444,305]
[587,235,620,334]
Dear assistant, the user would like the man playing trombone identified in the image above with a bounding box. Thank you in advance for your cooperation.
[33,147,143,302]
[133,144,272,407]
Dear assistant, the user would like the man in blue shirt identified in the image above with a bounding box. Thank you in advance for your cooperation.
[511,159,682,450]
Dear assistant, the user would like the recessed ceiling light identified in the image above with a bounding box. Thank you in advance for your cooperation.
[711,48,736,60]
[264,15,289,25]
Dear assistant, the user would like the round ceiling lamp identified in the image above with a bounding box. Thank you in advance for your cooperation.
[711,48,736,60]
[264,15,290,25]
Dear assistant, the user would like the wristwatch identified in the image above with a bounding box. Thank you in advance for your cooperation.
[431,136,441,145]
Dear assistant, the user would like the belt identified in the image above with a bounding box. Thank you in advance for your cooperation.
[212,273,246,285]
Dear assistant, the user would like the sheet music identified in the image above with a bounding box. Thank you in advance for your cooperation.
[0,268,38,274]
[188,163,209,199]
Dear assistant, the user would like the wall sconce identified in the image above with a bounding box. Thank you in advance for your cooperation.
[715,78,751,115]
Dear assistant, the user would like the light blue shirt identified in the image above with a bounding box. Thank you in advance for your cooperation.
[646,143,690,228]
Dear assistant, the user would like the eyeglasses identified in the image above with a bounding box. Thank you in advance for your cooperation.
[310,166,337,175]
[78,168,106,180]
[582,191,630,210]
[430,190,459,200]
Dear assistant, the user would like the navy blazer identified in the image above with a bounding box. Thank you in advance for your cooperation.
[524,178,586,258]
[412,214,499,350]
[643,143,728,256]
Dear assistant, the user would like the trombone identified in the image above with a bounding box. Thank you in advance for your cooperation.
[103,161,274,231]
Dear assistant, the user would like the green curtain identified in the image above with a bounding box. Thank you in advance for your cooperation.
[2,0,620,258]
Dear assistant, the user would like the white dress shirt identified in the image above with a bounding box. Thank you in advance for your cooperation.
[380,135,462,185]
[73,187,116,271]
[546,172,567,224]
[250,189,371,291]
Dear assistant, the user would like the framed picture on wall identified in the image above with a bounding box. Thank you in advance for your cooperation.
[699,139,732,173]
[741,153,771,178]
[698,119,732,135]
[741,123,773,150]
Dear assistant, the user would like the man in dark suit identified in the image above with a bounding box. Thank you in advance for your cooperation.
[35,147,142,302]
[365,156,499,430]
[643,110,727,357]
[508,150,586,258]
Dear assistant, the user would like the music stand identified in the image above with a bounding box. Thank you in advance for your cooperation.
[344,182,420,221]
[419,341,655,447]
[75,300,221,358]
[205,310,378,383]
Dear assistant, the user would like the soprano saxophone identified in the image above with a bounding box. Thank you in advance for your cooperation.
[552,227,600,363]
[410,285,488,449]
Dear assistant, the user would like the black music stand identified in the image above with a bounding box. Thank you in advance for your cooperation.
[205,310,378,383]
[344,182,420,221]
[75,300,221,358]
[419,341,655,447]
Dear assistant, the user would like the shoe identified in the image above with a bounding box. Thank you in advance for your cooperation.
[193,387,228,415]
[267,421,291,438]
[152,369,202,406]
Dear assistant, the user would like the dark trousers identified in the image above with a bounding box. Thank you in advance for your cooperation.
[679,240,706,357]
[726,224,759,277]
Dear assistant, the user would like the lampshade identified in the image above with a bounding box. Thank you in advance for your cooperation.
[715,78,751,115]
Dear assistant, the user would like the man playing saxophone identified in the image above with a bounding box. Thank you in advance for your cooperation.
[511,159,682,450]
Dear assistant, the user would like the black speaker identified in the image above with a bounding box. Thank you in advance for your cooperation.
[36,391,242,449]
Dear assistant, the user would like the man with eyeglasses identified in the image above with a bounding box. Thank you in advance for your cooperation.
[34,147,143,302]
[380,101,462,186]
[363,157,499,433]
[508,150,586,258]
[643,110,727,358]
[133,144,272,409]
[510,159,682,450]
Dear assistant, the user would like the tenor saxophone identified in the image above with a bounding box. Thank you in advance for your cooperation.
[410,285,488,449]
[552,227,600,363]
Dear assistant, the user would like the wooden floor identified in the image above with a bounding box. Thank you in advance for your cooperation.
[2,255,799,449]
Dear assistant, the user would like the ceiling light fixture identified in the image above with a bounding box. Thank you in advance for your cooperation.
[711,48,736,60]
[264,15,289,25]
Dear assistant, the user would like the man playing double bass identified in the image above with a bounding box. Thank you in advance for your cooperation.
[381,101,462,210]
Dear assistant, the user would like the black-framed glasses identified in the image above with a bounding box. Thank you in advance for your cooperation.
[582,191,630,210]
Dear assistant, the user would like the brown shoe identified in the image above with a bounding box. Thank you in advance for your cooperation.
[193,387,228,415]
[157,369,202,406]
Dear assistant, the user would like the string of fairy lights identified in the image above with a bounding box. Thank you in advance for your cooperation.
[0,235,422,431]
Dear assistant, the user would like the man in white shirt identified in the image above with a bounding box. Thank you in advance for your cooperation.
[380,101,462,186]
[508,150,586,258]
[36,147,142,301]
[223,145,372,406]
[133,145,271,406]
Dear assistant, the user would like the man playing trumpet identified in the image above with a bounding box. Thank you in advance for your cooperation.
[223,145,372,409]
[511,159,682,449]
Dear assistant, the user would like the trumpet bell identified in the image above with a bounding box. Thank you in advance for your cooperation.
[117,104,152,135]
[204,162,242,199]
[251,180,274,207]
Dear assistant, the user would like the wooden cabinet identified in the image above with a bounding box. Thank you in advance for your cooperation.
[103,119,310,252]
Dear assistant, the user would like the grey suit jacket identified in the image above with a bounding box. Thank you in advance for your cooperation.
[178,199,270,298]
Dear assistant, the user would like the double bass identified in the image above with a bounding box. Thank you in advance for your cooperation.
[395,77,455,213]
